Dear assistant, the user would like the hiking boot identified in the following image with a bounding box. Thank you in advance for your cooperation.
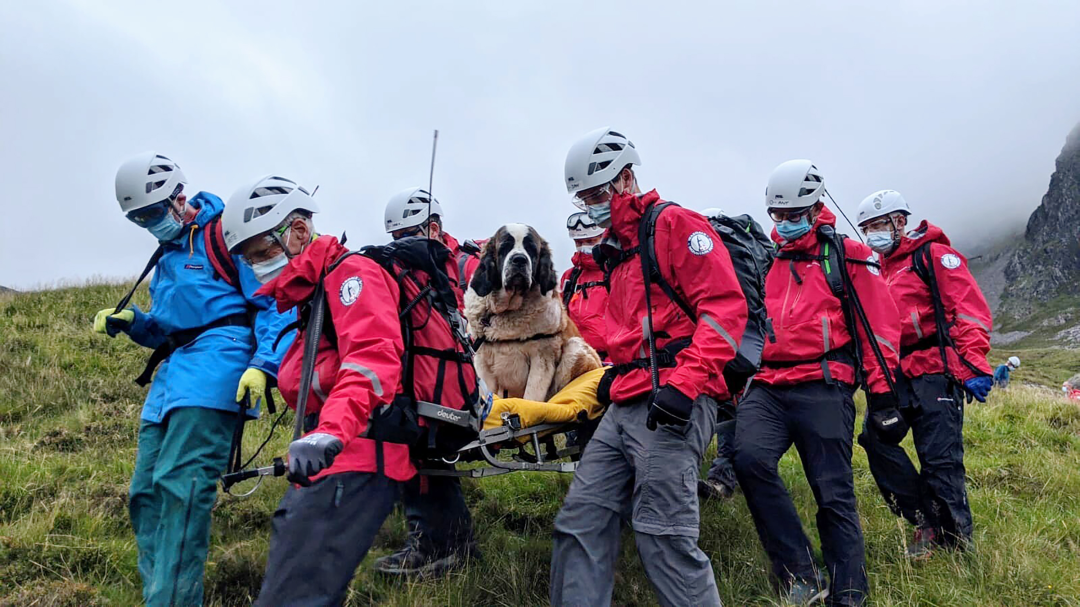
[374,534,477,579]
[697,478,735,501]
[783,577,829,606]
[906,527,938,559]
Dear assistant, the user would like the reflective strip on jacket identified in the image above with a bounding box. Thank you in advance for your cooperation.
[126,191,296,423]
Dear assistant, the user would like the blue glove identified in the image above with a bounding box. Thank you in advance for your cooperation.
[964,376,993,403]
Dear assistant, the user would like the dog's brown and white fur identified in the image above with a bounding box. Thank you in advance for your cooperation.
[465,223,601,401]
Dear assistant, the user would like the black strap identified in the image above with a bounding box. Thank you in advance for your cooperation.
[913,242,986,382]
[641,202,697,322]
[134,312,251,386]
[114,245,165,314]
[292,280,328,441]
[638,203,664,402]
[762,348,855,370]
[562,266,583,307]
[610,337,692,376]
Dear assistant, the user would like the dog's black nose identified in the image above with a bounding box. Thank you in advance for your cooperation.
[509,253,529,267]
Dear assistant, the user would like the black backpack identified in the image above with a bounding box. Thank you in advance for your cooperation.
[292,237,483,468]
[636,203,774,395]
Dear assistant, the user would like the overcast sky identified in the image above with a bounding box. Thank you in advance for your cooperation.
[2,0,1079,290]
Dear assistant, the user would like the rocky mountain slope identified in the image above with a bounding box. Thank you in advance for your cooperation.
[970,123,1080,347]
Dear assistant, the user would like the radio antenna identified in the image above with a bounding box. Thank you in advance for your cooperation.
[826,188,864,243]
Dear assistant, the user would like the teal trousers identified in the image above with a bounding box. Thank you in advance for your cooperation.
[129,406,236,606]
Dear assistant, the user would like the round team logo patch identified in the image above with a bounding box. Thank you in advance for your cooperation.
[687,231,714,256]
[940,253,962,270]
[339,277,363,305]
[866,255,880,276]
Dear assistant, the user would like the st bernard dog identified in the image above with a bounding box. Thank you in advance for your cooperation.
[465,223,602,401]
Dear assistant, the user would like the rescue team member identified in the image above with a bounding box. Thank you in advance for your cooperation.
[550,128,748,607]
[384,187,475,308]
[560,211,609,360]
[94,153,293,606]
[375,188,477,578]
[855,190,993,557]
[993,356,1020,388]
[220,176,409,605]
[733,161,900,606]
[698,207,740,502]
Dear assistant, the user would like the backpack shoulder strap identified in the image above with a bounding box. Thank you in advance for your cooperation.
[818,230,848,298]
[910,241,933,286]
[204,216,241,289]
[641,201,696,322]
[562,266,583,307]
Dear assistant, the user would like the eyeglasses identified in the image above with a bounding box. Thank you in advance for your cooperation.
[572,183,613,207]
[126,183,184,227]
[768,206,813,223]
[392,225,427,241]
[860,217,893,234]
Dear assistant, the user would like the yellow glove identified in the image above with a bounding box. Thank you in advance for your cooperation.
[93,308,135,336]
[236,368,267,408]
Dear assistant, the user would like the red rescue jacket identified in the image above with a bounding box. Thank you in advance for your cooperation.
[258,236,414,482]
[560,251,609,360]
[603,190,748,403]
[756,207,900,395]
[441,232,468,308]
[881,221,992,381]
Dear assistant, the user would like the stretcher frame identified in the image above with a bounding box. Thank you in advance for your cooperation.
[418,418,586,478]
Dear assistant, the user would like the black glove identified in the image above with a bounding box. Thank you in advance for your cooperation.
[287,432,344,486]
[646,386,694,431]
[596,367,618,406]
[867,393,909,445]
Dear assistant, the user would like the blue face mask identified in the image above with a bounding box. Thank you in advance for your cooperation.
[865,229,896,254]
[775,216,811,241]
[585,201,612,228]
[147,212,185,242]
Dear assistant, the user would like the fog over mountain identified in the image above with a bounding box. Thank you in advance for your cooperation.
[2,1,1079,289]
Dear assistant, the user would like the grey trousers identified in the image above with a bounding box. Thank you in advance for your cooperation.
[550,395,721,607]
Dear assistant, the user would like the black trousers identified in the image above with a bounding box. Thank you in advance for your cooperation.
[705,400,738,490]
[734,381,867,606]
[859,374,973,545]
[257,472,401,607]
[402,462,475,555]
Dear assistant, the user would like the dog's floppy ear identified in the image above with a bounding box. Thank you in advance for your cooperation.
[469,231,503,298]
[534,232,558,295]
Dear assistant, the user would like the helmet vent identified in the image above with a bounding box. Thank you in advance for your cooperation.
[148,164,173,175]
[146,179,167,194]
[594,143,624,153]
[250,186,293,199]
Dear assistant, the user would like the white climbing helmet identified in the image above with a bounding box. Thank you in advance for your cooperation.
[115,152,188,213]
[564,127,641,207]
[701,207,726,221]
[1008,356,1020,368]
[222,175,319,254]
[566,212,605,239]
[765,159,825,210]
[384,187,444,233]
[857,190,911,226]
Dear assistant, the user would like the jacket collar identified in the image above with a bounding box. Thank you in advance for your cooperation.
[609,189,662,248]
[771,205,838,253]
[884,219,951,270]
[256,235,350,312]
[571,250,601,271]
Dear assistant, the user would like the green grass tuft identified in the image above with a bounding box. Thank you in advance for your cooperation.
[3,285,1080,605]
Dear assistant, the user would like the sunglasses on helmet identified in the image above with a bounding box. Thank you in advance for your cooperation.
[566,213,594,230]
[126,183,184,227]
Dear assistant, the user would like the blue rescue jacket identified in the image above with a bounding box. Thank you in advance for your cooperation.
[993,364,1010,387]
[126,192,296,423]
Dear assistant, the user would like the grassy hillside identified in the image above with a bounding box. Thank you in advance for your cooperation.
[3,284,1080,606]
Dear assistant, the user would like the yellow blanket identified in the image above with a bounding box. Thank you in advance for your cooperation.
[483,368,606,431]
